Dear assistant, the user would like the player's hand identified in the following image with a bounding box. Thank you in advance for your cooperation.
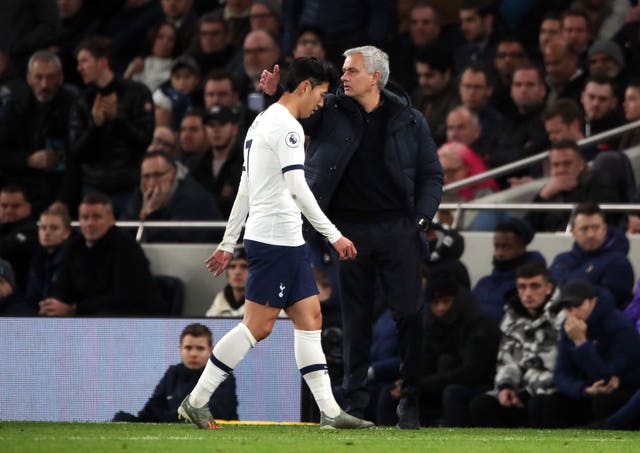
[205,249,233,277]
[331,236,357,260]
[259,64,280,96]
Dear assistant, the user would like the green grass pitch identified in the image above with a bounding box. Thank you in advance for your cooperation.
[1,422,639,453]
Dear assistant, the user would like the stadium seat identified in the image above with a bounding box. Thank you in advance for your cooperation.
[153,274,185,316]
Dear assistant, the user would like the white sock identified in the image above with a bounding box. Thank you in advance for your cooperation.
[295,329,341,417]
[189,323,256,407]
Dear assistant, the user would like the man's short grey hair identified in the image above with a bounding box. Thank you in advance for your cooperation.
[343,45,390,89]
[27,50,63,73]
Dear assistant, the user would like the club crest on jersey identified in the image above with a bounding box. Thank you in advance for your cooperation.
[285,131,300,148]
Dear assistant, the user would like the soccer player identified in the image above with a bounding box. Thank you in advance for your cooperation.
[178,57,374,430]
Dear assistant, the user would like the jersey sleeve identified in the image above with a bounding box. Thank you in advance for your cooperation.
[275,121,306,173]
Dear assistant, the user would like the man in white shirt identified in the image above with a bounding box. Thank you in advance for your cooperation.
[178,57,373,430]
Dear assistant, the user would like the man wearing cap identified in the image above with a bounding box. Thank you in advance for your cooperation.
[469,263,562,428]
[0,257,35,315]
[552,278,640,426]
[549,202,634,308]
[188,105,243,218]
[472,217,546,323]
[205,246,248,317]
[587,40,628,99]
[121,151,222,243]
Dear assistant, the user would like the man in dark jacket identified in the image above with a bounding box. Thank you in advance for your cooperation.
[38,193,166,316]
[552,279,640,425]
[68,36,154,217]
[549,202,634,308]
[262,45,443,429]
[113,323,238,423]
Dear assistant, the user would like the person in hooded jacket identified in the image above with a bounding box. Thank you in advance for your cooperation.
[472,217,546,323]
[549,202,634,309]
[423,221,470,291]
[551,279,640,426]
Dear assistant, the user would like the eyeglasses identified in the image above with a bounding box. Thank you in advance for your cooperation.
[141,169,170,180]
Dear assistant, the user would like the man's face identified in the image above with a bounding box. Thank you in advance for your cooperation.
[226,257,248,290]
[459,9,487,43]
[204,79,237,109]
[572,213,607,252]
[415,62,449,96]
[581,81,617,122]
[539,18,561,51]
[180,334,212,370]
[293,32,325,60]
[170,67,199,95]
[511,68,546,112]
[517,275,553,313]
[78,202,115,243]
[299,81,329,118]
[199,21,227,54]
[624,86,640,122]
[544,44,577,87]
[564,297,597,321]
[243,31,280,80]
[588,51,621,78]
[152,24,176,59]
[38,214,70,248]
[76,49,104,85]
[549,147,585,185]
[206,120,237,149]
[430,295,455,317]
[459,70,491,110]
[250,3,280,36]
[446,110,480,145]
[494,42,526,80]
[148,126,177,153]
[57,0,83,19]
[161,0,192,19]
[341,53,378,101]
[409,6,441,47]
[493,231,526,262]
[438,149,467,184]
[27,60,63,103]
[0,192,31,224]
[562,15,591,53]
[179,115,209,153]
[140,155,176,194]
[544,116,580,143]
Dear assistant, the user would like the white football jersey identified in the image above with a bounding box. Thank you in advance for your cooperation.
[242,103,308,246]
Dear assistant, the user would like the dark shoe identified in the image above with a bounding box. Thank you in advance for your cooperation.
[396,397,420,430]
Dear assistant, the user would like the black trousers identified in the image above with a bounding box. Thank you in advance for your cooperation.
[336,217,423,415]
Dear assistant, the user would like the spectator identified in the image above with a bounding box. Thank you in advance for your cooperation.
[491,37,527,116]
[0,50,78,216]
[218,0,251,49]
[0,258,34,316]
[613,5,640,79]
[39,193,166,316]
[438,141,498,202]
[552,279,640,426]
[415,272,500,426]
[160,0,198,55]
[24,208,72,310]
[535,12,562,63]
[525,141,619,232]
[153,54,202,131]
[189,105,243,218]
[548,202,634,308]
[249,1,283,46]
[453,0,500,74]
[542,98,599,160]
[423,222,471,291]
[124,21,178,92]
[411,46,459,146]
[561,8,594,61]
[147,126,179,158]
[240,30,283,105]
[69,36,154,217]
[620,80,640,149]
[445,106,486,160]
[0,50,30,125]
[469,263,561,428]
[113,323,238,422]
[205,246,247,317]
[543,39,587,107]
[122,151,222,243]
[0,185,38,293]
[188,12,242,79]
[587,40,628,99]
[581,75,625,149]
[472,218,546,323]
[177,107,210,165]
[291,24,328,61]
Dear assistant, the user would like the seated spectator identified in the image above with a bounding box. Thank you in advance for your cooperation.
[438,142,498,202]
[561,8,593,63]
[153,55,202,131]
[552,279,640,426]
[469,263,562,428]
[549,202,634,308]
[587,40,629,100]
[122,151,222,243]
[542,99,597,159]
[124,21,178,92]
[491,37,527,117]
[291,24,328,61]
[160,0,199,54]
[177,107,211,165]
[0,185,38,293]
[417,272,500,426]
[24,208,72,310]
[189,105,243,218]
[205,246,248,317]
[472,218,546,323]
[249,0,283,47]
[39,193,166,316]
[445,106,485,161]
[620,79,640,149]
[534,12,562,64]
[113,323,238,422]
[188,12,242,79]
[525,141,619,232]
[423,222,471,291]
[453,1,500,75]
[543,39,586,107]
[238,30,283,105]
[147,126,179,158]
[0,258,34,316]
[581,75,625,150]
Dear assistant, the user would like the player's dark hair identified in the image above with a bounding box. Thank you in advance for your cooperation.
[283,57,337,92]
[181,323,213,346]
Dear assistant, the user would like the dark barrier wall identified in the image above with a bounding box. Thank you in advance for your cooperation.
[0,318,300,422]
